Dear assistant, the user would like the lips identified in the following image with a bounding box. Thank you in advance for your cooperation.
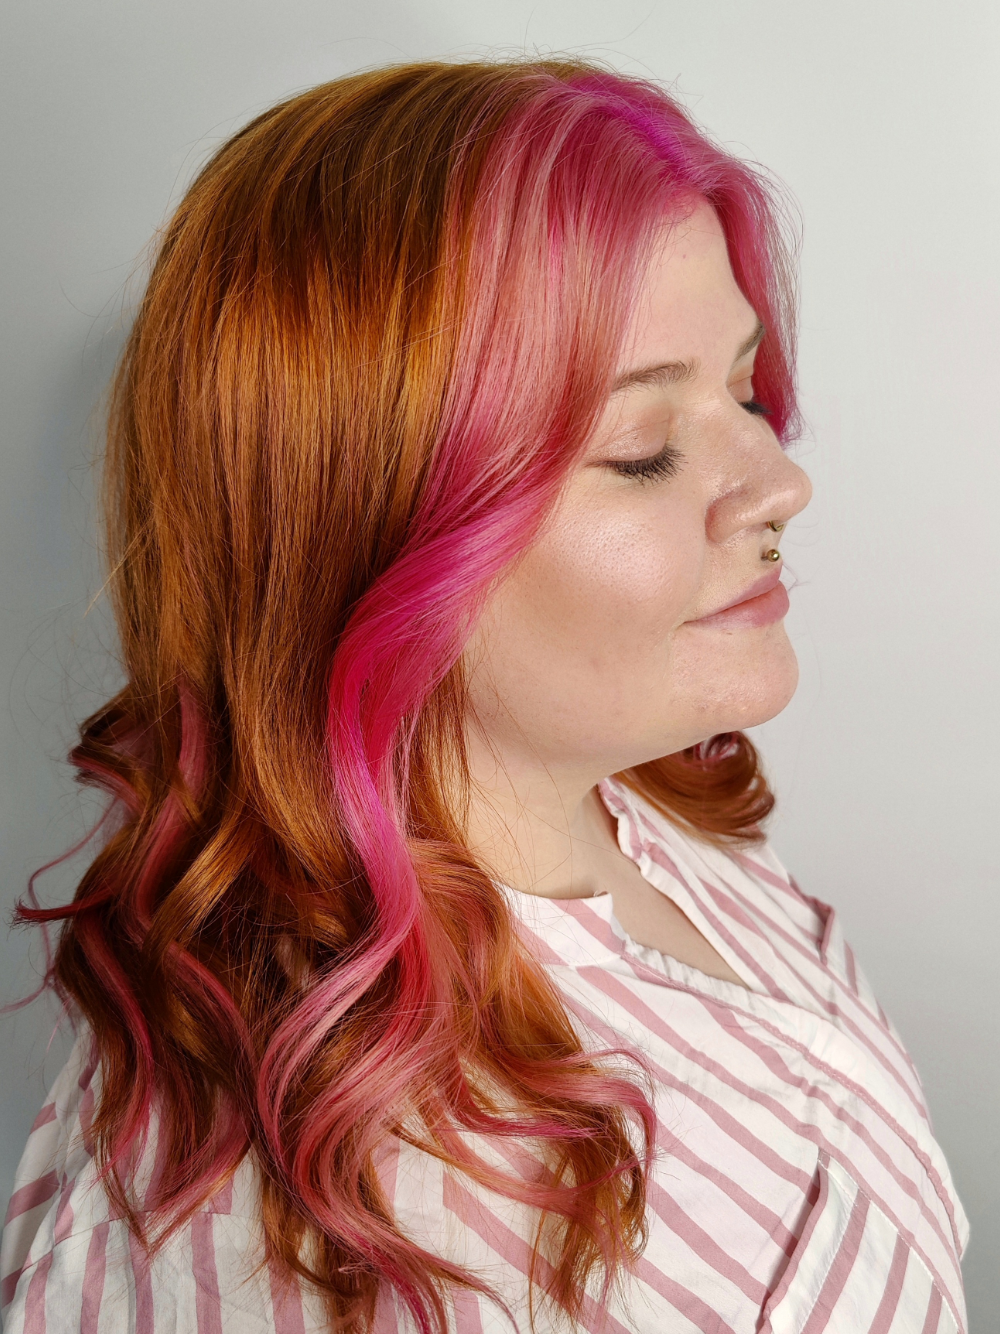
[690,566,790,630]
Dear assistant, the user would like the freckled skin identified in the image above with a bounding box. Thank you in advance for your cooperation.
[462,201,812,983]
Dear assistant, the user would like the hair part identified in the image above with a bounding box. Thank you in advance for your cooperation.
[18,58,798,1333]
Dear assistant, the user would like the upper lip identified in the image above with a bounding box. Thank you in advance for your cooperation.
[695,566,783,619]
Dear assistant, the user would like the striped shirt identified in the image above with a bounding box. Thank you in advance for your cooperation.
[1,776,969,1333]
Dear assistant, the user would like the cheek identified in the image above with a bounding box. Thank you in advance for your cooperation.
[499,490,702,670]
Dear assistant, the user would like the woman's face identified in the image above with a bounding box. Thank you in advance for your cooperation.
[465,200,812,781]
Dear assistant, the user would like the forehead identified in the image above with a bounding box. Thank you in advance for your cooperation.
[621,200,757,369]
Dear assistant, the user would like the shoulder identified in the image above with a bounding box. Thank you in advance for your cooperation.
[0,1207,312,1334]
[1,1028,102,1325]
[720,835,890,1017]
[0,1035,324,1333]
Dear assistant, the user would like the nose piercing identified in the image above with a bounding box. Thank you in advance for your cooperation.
[762,548,782,562]
[767,520,785,533]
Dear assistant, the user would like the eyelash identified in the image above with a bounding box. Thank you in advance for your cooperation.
[608,400,770,482]
[609,444,683,482]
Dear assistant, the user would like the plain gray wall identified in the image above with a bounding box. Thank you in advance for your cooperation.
[2,0,997,1322]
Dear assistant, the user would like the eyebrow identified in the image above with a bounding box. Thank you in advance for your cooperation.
[609,318,765,397]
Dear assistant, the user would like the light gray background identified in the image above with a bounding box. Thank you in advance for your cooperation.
[2,0,997,1322]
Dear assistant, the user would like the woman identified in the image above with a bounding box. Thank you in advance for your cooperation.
[0,60,967,1333]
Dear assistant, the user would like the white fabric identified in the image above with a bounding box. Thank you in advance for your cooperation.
[1,777,968,1332]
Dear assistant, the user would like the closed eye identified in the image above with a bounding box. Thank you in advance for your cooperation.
[607,443,683,483]
[741,399,770,417]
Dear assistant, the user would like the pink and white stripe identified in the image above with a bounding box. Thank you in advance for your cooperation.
[1,777,968,1332]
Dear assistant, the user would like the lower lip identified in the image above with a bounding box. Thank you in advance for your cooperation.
[692,581,790,630]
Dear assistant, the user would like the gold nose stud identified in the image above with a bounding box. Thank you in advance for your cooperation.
[763,548,781,562]
[767,520,786,533]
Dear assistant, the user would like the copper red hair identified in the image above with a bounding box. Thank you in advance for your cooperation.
[17,60,797,1332]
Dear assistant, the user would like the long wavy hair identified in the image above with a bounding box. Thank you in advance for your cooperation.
[18,59,799,1333]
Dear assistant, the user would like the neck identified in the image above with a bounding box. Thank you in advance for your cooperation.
[461,726,621,900]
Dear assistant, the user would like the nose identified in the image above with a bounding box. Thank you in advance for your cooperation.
[705,431,812,545]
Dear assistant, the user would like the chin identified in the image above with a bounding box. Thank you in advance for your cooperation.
[676,633,800,743]
[729,639,800,731]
